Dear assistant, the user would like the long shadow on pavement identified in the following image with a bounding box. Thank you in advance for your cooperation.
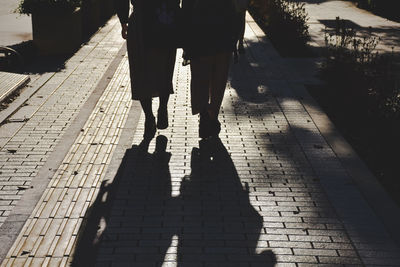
[72,136,276,266]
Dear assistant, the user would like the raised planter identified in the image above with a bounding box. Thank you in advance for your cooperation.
[32,8,82,56]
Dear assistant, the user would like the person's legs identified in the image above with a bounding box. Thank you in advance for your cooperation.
[155,47,176,129]
[190,56,213,115]
[190,55,217,138]
[190,52,231,139]
[208,52,231,120]
[157,93,170,129]
[140,98,154,119]
[140,98,156,139]
[195,52,231,139]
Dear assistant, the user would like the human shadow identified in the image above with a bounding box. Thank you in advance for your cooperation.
[72,135,176,266]
[72,136,276,266]
[177,138,276,266]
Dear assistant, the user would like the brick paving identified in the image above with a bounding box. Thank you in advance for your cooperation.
[0,17,124,228]
[303,0,400,54]
[0,72,30,103]
[1,12,400,267]
[1,54,131,266]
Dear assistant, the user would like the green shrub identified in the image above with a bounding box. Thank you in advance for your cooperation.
[323,17,400,118]
[17,0,82,14]
[249,0,310,48]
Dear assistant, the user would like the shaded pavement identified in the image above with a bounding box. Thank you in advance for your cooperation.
[0,11,400,267]
[301,0,400,54]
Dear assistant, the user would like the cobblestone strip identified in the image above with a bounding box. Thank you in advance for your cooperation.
[0,17,124,227]
[0,55,132,266]
[245,13,400,266]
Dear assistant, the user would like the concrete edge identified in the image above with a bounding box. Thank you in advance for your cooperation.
[246,12,400,244]
[0,74,30,103]
[0,45,127,263]
[72,94,142,250]
[292,83,400,245]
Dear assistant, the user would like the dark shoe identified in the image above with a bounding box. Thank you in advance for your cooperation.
[199,111,211,139]
[157,108,168,130]
[144,116,156,140]
[211,119,221,137]
[238,43,245,54]
[234,49,239,64]
[199,111,221,139]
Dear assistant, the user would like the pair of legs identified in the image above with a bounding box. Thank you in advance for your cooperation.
[190,52,231,138]
[140,94,170,140]
[140,95,169,122]
[128,45,176,140]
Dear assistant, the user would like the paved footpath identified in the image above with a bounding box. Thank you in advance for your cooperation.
[1,13,400,266]
[302,0,400,54]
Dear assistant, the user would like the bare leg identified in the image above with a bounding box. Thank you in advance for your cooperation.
[157,94,170,129]
[159,94,170,111]
[140,98,154,119]
[140,98,156,139]
[208,52,231,120]
[190,56,214,115]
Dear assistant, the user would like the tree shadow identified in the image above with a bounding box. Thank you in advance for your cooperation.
[228,33,400,251]
[229,43,278,105]
[72,136,276,266]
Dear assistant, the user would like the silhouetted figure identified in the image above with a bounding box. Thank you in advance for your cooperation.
[182,0,242,139]
[116,0,181,139]
[71,180,115,266]
[177,138,276,266]
[72,137,276,266]
[234,0,249,63]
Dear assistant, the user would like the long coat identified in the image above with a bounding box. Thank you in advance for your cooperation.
[116,0,178,100]
[182,0,242,59]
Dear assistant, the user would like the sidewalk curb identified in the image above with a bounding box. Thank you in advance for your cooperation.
[0,45,127,264]
[247,9,400,249]
[0,72,30,106]
[292,82,400,245]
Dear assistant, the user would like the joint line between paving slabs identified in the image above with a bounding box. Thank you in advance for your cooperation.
[0,44,127,264]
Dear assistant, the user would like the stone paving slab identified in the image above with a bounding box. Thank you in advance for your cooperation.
[302,0,400,54]
[0,16,124,232]
[84,14,398,266]
[1,10,400,267]
[0,71,30,103]
[1,54,133,266]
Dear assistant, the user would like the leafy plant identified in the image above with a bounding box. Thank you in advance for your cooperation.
[249,0,310,49]
[17,0,82,14]
[323,17,400,118]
